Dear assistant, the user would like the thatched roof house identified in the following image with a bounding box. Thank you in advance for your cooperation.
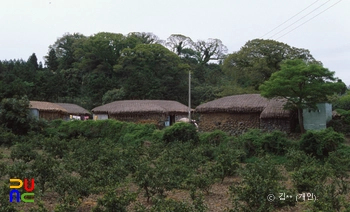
[56,103,91,120]
[29,101,68,120]
[195,94,296,135]
[91,100,190,126]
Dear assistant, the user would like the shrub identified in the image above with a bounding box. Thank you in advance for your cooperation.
[229,156,295,212]
[199,130,231,146]
[10,142,38,163]
[285,149,316,171]
[214,148,244,182]
[312,177,350,212]
[237,129,291,157]
[299,128,345,159]
[237,129,264,157]
[326,145,350,179]
[261,131,292,155]
[291,161,330,193]
[135,198,198,212]
[0,126,18,146]
[92,188,136,212]
[162,122,199,144]
[42,136,69,158]
[0,95,32,135]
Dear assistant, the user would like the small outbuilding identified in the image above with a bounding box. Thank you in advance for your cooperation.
[260,98,296,133]
[195,94,295,135]
[91,100,190,127]
[56,103,91,120]
[303,103,332,130]
[29,101,68,121]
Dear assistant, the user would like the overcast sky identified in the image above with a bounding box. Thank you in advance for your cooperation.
[1,0,349,85]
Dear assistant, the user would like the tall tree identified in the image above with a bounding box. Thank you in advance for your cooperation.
[114,44,188,102]
[223,39,318,90]
[44,48,59,71]
[166,34,193,56]
[259,59,344,133]
[27,53,38,70]
[192,38,228,64]
[125,32,162,48]
[51,33,86,70]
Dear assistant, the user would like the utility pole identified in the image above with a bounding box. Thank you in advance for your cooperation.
[188,71,191,122]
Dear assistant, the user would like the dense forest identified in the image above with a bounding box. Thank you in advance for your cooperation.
[0,32,334,110]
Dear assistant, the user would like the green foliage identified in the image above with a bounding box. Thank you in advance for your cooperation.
[53,174,91,201]
[328,110,350,134]
[102,88,126,104]
[285,149,316,171]
[92,188,137,212]
[299,128,344,159]
[291,161,329,193]
[237,129,292,158]
[6,161,33,179]
[214,148,242,183]
[29,201,49,212]
[185,162,218,194]
[326,145,350,179]
[260,59,344,132]
[31,154,60,193]
[229,156,295,212]
[260,130,292,155]
[332,91,350,110]
[133,157,189,202]
[0,126,18,146]
[162,122,199,144]
[237,129,264,157]
[10,142,38,163]
[41,136,69,158]
[0,184,17,212]
[312,178,350,212]
[54,194,82,212]
[223,39,317,90]
[0,96,32,135]
[115,43,188,101]
[135,198,196,212]
[199,130,231,146]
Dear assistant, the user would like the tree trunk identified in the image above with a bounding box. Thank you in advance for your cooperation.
[297,107,305,133]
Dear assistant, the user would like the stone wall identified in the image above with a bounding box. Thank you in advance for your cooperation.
[198,112,261,135]
[260,118,293,133]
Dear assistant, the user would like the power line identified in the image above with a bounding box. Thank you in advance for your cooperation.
[260,0,320,38]
[269,0,331,39]
[276,0,342,40]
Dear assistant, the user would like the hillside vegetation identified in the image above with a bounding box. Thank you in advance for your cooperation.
[1,120,349,212]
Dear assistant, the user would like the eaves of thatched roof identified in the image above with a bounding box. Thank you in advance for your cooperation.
[195,94,291,118]
[195,94,268,113]
[260,98,292,119]
[56,103,91,115]
[91,100,190,115]
[29,101,67,113]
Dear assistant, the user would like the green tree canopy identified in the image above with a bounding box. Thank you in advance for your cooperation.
[44,48,59,71]
[259,59,344,133]
[223,39,318,90]
[114,44,189,102]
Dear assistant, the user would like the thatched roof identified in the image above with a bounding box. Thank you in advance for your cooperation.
[56,103,91,115]
[195,94,291,118]
[196,94,269,113]
[92,100,190,115]
[260,98,292,118]
[29,101,67,113]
